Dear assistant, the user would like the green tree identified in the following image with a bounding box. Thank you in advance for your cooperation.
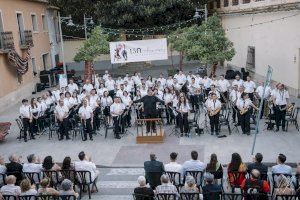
[74,26,110,82]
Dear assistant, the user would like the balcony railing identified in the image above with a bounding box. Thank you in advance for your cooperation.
[0,31,14,52]
[20,30,34,49]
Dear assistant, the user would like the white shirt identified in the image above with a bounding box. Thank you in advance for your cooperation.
[64,98,74,108]
[174,74,187,85]
[74,160,99,181]
[206,99,222,111]
[187,75,195,85]
[124,84,132,93]
[105,79,115,91]
[202,78,212,89]
[177,103,190,113]
[155,91,164,100]
[52,90,61,102]
[97,88,108,97]
[157,78,166,86]
[103,74,109,81]
[78,105,93,119]
[229,90,239,103]
[20,105,31,119]
[89,95,99,109]
[209,90,220,99]
[273,90,289,106]
[256,85,271,99]
[101,96,113,107]
[110,103,125,117]
[30,105,40,115]
[166,79,174,88]
[37,102,47,114]
[163,93,173,104]
[140,88,148,97]
[121,96,132,107]
[20,189,37,196]
[133,75,141,86]
[188,83,201,95]
[116,89,125,98]
[146,80,154,88]
[218,79,230,92]
[165,162,183,174]
[23,163,43,173]
[44,97,53,107]
[68,83,79,93]
[237,98,252,109]
[0,184,21,196]
[243,81,256,93]
[70,97,81,106]
[232,79,244,88]
[83,84,94,94]
[55,105,69,119]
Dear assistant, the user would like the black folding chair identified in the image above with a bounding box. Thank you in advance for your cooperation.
[184,171,204,188]
[156,193,177,200]
[37,195,58,200]
[180,192,201,200]
[222,193,244,200]
[203,192,223,200]
[42,170,61,189]
[58,195,77,200]
[164,171,182,188]
[271,173,293,195]
[22,172,41,189]
[275,195,298,200]
[2,195,17,200]
[132,193,154,200]
[59,169,76,184]
[16,117,25,141]
[75,170,98,199]
[219,106,232,134]
[19,195,37,200]
[286,107,300,131]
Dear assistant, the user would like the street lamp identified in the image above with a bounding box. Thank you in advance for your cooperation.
[58,14,74,76]
[84,14,94,40]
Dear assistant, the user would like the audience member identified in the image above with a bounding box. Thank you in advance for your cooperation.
[155,174,179,197]
[6,154,23,184]
[180,175,200,193]
[273,174,295,198]
[241,169,270,195]
[227,153,247,189]
[202,173,222,200]
[272,154,292,175]
[23,154,43,173]
[164,152,182,174]
[134,176,154,200]
[59,179,79,198]
[144,153,164,190]
[38,178,59,196]
[62,156,74,170]
[42,156,61,171]
[182,151,205,176]
[247,153,268,176]
[295,164,300,198]
[0,155,6,186]
[0,175,21,196]
[20,178,37,196]
[206,154,223,180]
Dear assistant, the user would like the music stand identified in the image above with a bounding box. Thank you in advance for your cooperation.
[121,107,135,138]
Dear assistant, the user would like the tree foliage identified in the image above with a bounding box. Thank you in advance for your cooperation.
[74,26,110,62]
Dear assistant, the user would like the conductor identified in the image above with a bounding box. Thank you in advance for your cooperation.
[133,89,165,133]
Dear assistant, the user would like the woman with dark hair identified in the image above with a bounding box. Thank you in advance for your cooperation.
[101,90,113,124]
[163,87,174,125]
[42,156,61,171]
[206,153,223,180]
[227,153,247,191]
[62,156,74,170]
[30,97,39,135]
[176,95,190,137]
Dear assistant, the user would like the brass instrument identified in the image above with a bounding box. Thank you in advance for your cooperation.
[240,108,248,115]
[286,103,294,114]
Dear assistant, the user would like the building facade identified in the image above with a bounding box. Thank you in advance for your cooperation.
[214,0,300,96]
[0,0,60,110]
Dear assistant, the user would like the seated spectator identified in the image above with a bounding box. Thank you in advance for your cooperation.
[295,164,300,197]
[6,154,23,184]
[0,155,7,186]
[134,176,154,200]
[180,175,200,193]
[272,154,292,175]
[74,151,99,192]
[202,173,222,194]
[241,169,270,197]
[247,153,268,176]
[38,178,59,196]
[20,178,37,196]
[144,153,164,190]
[0,175,21,196]
[59,179,79,198]
[182,151,205,176]
[62,156,74,170]
[42,156,61,171]
[227,153,247,190]
[273,174,295,198]
[206,154,223,180]
[155,174,179,198]
[164,152,182,174]
[23,154,43,173]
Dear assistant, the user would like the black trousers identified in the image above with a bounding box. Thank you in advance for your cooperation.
[109,90,115,99]
[145,114,156,133]
[232,105,239,123]
[93,107,101,131]
[125,109,131,126]
[190,95,199,111]
[112,116,124,137]
[178,113,189,133]
[248,92,254,101]
[22,118,33,140]
[83,118,93,140]
[209,112,220,134]
[58,118,69,139]
[275,105,287,129]
[165,105,174,124]
[240,111,251,134]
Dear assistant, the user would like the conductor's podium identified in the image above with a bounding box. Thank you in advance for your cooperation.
[136,118,164,144]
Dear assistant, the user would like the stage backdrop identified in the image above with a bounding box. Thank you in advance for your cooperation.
[109,38,168,64]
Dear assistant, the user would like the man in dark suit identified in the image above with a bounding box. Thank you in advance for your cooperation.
[133,89,165,133]
[6,154,23,184]
[144,153,164,190]
[247,153,268,180]
[202,173,222,200]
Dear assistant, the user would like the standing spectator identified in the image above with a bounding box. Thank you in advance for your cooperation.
[20,179,37,196]
[227,153,247,190]
[164,152,182,174]
[6,154,23,184]
[134,176,154,200]
[0,175,21,196]
[182,151,205,176]
[206,154,223,180]
[247,153,268,178]
[272,154,292,175]
[155,174,179,197]
[144,153,164,190]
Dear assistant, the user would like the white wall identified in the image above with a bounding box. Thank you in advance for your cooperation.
[222,10,300,93]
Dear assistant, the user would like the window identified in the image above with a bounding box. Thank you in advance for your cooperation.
[232,0,239,5]
[246,46,255,70]
[0,11,3,32]
[31,14,38,32]
[224,0,229,7]
[42,53,49,70]
[16,13,25,44]
[42,14,47,31]
[209,1,215,9]
[216,0,221,8]
[243,0,250,3]
[32,58,37,75]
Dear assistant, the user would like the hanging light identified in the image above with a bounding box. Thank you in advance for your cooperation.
[194,11,201,19]
[89,19,94,25]
[67,19,75,26]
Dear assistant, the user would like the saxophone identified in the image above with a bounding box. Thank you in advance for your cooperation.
[240,108,248,115]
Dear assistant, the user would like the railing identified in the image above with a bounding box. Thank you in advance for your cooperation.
[20,30,33,49]
[0,31,14,51]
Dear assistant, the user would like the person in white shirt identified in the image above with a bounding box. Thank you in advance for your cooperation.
[67,78,79,94]
[174,70,187,85]
[19,179,38,196]
[182,151,206,176]
[237,93,258,135]
[232,75,244,88]
[20,99,34,142]
[30,98,40,135]
[157,73,166,87]
[97,83,108,98]
[101,91,113,124]
[243,76,256,101]
[74,151,99,190]
[163,88,175,124]
[164,152,183,175]
[0,155,7,186]
[255,81,271,119]
[37,97,47,117]
[173,78,182,91]
[229,85,239,123]
[116,77,124,90]
[206,93,222,136]
[71,92,81,108]
[273,83,289,131]
[146,75,154,88]
[121,91,133,127]
[110,97,125,139]
[55,99,70,140]
[166,75,174,88]
[52,86,61,102]
[82,79,94,94]
[139,83,148,97]
[208,85,220,99]
[64,92,75,109]
[78,99,94,141]
[0,175,21,196]
[202,76,212,96]
[23,154,43,173]
[217,74,230,103]
[103,70,110,81]
[123,81,132,95]
[188,77,201,112]
[176,95,190,136]
[105,75,116,98]
[89,89,101,131]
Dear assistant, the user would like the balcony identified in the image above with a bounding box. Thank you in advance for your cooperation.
[0,31,14,53]
[20,30,34,49]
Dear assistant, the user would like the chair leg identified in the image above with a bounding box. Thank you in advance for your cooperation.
[105,127,108,138]
[88,184,91,199]
[228,123,231,134]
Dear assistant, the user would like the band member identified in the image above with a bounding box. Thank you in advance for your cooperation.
[67,78,79,94]
[237,93,258,135]
[229,85,239,123]
[157,73,166,87]
[206,93,222,136]
[217,74,230,103]
[163,87,175,124]
[105,75,116,98]
[243,76,256,101]
[146,75,154,88]
[166,75,174,88]
[174,70,187,85]
[20,99,34,142]
[232,75,244,88]
[255,81,271,119]
[188,77,201,112]
[82,79,94,94]
[202,75,212,96]
[30,98,40,134]
[121,91,133,127]
[176,96,190,136]
[133,90,143,119]
[89,89,101,131]
[209,85,220,99]
[78,99,94,141]
[133,89,165,134]
[186,71,195,85]
[55,99,70,140]
[110,97,125,139]
[273,83,289,131]
[101,91,113,124]
[97,83,108,98]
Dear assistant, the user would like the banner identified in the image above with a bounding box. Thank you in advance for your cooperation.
[110,38,168,64]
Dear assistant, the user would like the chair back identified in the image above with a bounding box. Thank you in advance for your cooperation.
[203,192,222,200]
[19,195,37,200]
[156,193,177,200]
[271,173,293,188]
[58,195,77,200]
[16,118,24,130]
[132,193,154,200]
[164,171,181,186]
[59,169,76,183]
[37,195,58,200]
[222,193,244,200]
[294,107,300,120]
[75,170,92,185]
[2,195,17,200]
[0,172,6,186]
[42,170,60,188]
[23,172,41,185]
[146,171,163,189]
[180,192,200,200]
[275,195,297,200]
[184,170,204,187]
